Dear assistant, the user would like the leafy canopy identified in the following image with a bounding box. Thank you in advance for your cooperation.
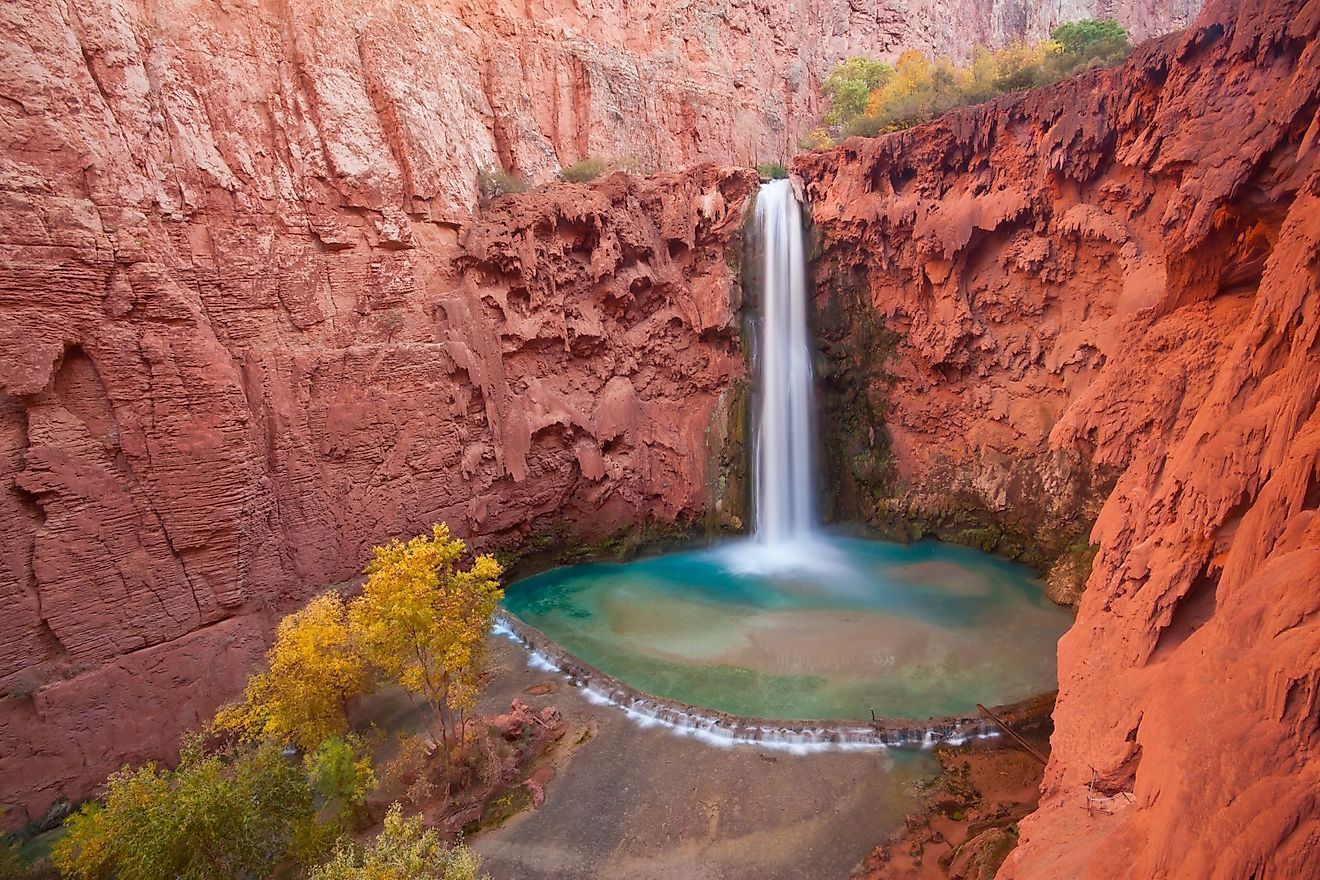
[307,735,377,814]
[309,803,486,880]
[51,739,327,880]
[822,58,895,126]
[350,524,503,742]
[813,19,1131,142]
[214,592,366,752]
[56,523,507,880]
[1051,18,1130,56]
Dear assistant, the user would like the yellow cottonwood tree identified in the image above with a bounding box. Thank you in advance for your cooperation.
[349,524,503,751]
[214,593,366,752]
[309,803,486,880]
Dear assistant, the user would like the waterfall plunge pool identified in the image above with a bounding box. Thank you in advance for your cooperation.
[501,534,1072,723]
[497,183,1069,733]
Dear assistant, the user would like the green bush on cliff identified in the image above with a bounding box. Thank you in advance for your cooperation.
[557,157,607,183]
[1051,18,1131,68]
[821,57,896,126]
[817,19,1131,141]
[476,166,527,203]
[756,162,789,179]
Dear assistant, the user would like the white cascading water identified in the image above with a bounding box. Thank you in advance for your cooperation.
[753,179,817,546]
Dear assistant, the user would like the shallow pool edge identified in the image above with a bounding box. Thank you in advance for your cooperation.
[493,611,1056,754]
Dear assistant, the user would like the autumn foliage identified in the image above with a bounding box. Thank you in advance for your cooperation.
[308,803,485,880]
[214,593,366,751]
[214,524,503,753]
[813,19,1131,143]
[351,525,504,751]
[53,524,502,880]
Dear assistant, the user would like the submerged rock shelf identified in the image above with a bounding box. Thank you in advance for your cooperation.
[494,612,1056,753]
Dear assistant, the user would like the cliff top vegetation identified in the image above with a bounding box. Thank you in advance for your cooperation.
[811,18,1131,145]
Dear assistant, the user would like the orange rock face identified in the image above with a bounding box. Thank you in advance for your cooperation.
[0,0,1214,835]
[796,0,1320,875]
[0,53,757,822]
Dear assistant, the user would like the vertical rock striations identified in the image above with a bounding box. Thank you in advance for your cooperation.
[0,0,1210,835]
[796,0,1319,875]
[4,0,1201,221]
[0,6,758,819]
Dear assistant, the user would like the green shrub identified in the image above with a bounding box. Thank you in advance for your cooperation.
[476,167,527,202]
[821,20,1131,139]
[1,838,57,880]
[755,162,789,180]
[306,735,376,819]
[1051,18,1131,62]
[557,157,607,183]
[52,739,329,880]
[308,803,486,880]
[822,58,896,127]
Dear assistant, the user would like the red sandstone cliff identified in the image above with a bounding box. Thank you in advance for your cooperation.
[0,119,756,826]
[0,0,1222,837]
[3,0,1200,223]
[796,0,1319,875]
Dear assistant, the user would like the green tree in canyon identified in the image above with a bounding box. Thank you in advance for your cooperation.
[817,19,1132,140]
[52,738,329,880]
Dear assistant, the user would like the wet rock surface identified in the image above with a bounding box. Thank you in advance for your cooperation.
[796,0,1320,876]
[854,742,1047,880]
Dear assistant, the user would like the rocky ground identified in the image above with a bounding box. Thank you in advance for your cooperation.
[854,741,1051,880]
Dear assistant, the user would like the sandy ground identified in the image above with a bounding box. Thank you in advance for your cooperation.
[469,636,939,880]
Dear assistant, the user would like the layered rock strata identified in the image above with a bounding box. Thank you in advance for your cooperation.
[795,0,1320,875]
[4,0,1200,223]
[0,115,756,823]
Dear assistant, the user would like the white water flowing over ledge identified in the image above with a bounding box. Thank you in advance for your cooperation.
[492,613,1036,755]
[752,178,818,548]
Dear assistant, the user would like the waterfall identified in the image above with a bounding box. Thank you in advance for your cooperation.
[753,179,817,545]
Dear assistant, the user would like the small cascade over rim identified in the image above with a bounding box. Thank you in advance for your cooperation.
[752,179,818,554]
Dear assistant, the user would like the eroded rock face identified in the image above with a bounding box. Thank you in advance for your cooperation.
[0,94,757,825]
[3,0,1201,224]
[796,0,1320,875]
[0,0,1210,832]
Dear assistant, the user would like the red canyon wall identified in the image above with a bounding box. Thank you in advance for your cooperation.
[796,0,1320,875]
[0,10,759,820]
[0,0,1211,834]
[4,0,1201,224]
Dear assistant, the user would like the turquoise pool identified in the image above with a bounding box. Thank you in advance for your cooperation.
[502,534,1072,721]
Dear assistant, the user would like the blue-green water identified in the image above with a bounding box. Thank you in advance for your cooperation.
[503,534,1072,721]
